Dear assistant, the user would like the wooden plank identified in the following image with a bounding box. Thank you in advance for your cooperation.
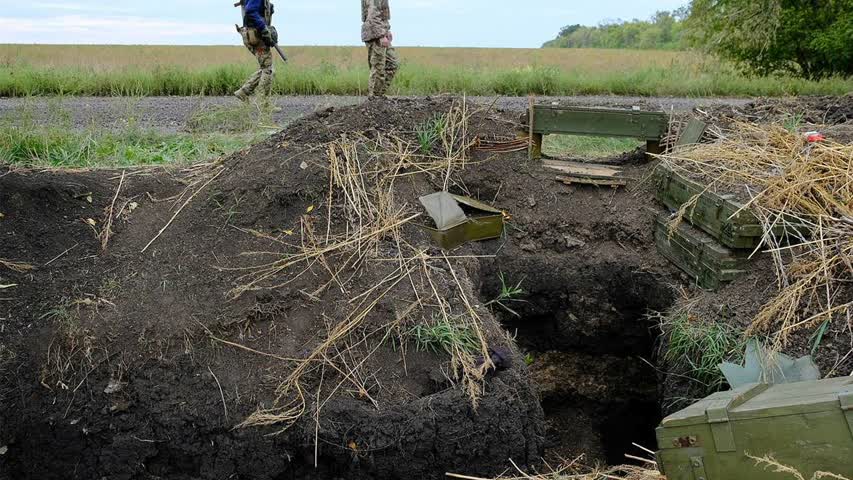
[530,133,543,160]
[528,96,537,160]
[543,159,622,178]
[676,118,708,147]
[556,175,626,187]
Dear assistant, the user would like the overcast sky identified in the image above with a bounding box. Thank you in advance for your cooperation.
[0,0,687,47]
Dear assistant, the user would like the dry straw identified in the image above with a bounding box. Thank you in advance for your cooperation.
[659,122,853,345]
[225,100,492,438]
[0,259,34,273]
[748,454,851,480]
[447,452,662,480]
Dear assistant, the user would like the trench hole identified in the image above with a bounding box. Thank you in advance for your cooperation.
[481,259,674,465]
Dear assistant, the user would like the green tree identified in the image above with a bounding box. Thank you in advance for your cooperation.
[686,0,853,78]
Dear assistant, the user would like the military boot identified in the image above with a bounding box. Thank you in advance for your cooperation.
[234,89,249,103]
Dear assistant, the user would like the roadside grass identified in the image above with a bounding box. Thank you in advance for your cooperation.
[0,125,261,168]
[1,45,851,97]
[0,99,271,168]
[544,135,643,158]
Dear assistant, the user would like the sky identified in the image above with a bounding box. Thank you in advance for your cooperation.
[0,0,687,48]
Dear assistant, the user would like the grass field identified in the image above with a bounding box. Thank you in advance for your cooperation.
[2,45,852,97]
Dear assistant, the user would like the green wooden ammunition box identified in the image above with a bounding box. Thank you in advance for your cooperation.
[654,213,751,290]
[654,164,774,249]
[656,377,853,480]
[532,105,668,141]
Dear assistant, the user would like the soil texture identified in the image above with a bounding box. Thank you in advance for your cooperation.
[1,94,851,479]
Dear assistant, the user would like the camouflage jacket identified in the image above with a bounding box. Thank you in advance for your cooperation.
[361,0,391,43]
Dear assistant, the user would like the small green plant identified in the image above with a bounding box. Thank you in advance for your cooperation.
[782,113,805,133]
[415,114,447,155]
[809,319,831,356]
[211,192,246,228]
[523,352,535,366]
[410,317,479,355]
[659,310,746,396]
[40,304,75,325]
[484,272,526,317]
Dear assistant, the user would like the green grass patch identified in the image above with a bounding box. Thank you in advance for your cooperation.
[544,135,644,158]
[0,126,262,168]
[0,98,271,168]
[410,318,480,355]
[415,114,447,155]
[1,63,851,97]
[658,310,747,399]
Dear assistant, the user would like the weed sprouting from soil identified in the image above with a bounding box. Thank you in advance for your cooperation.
[411,316,480,355]
[484,272,526,317]
[415,114,447,155]
[39,303,96,391]
[654,304,746,398]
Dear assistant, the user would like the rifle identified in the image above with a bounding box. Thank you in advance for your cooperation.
[234,0,287,62]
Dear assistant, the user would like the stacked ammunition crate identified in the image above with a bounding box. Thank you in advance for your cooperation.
[653,164,770,290]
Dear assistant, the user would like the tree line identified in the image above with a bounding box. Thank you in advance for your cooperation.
[544,1,853,79]
[543,8,689,51]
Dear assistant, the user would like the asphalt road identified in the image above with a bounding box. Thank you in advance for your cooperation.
[0,95,754,132]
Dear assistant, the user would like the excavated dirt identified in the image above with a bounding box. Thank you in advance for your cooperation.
[1,95,851,479]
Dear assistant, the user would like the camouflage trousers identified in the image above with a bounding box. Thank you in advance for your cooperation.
[237,46,274,99]
[366,40,399,97]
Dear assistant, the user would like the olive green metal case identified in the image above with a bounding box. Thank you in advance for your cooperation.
[656,377,853,479]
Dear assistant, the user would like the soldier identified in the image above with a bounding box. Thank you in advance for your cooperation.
[361,0,399,98]
[234,0,279,109]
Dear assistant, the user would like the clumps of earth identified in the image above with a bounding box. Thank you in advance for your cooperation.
[1,95,851,479]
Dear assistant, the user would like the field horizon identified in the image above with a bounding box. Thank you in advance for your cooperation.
[1,44,852,97]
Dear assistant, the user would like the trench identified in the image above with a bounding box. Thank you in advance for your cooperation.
[480,257,675,465]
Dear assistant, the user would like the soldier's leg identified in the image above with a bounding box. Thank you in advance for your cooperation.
[367,41,388,97]
[383,47,399,94]
[237,48,266,98]
[257,49,274,100]
[237,70,261,97]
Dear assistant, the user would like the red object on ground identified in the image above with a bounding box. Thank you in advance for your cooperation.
[806,131,826,143]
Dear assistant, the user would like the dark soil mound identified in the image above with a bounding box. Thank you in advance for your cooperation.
[2,95,850,480]
[0,98,553,480]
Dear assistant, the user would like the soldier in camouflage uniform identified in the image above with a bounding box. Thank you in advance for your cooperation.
[235,0,277,108]
[361,0,398,98]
